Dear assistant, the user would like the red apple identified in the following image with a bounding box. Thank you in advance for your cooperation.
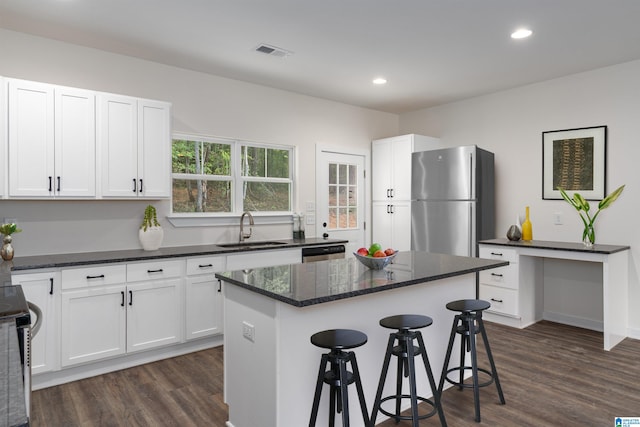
[356,247,369,256]
[384,248,395,256]
[373,250,387,258]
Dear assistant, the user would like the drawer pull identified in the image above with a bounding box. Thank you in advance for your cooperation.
[490,298,504,303]
[491,252,503,256]
[491,273,503,277]
[199,264,213,268]
[147,269,164,273]
[86,274,105,280]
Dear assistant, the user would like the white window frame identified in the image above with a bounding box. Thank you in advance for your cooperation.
[167,133,295,228]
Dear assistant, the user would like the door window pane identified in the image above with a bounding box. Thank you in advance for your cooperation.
[327,161,358,230]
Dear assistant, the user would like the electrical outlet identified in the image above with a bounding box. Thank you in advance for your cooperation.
[306,213,316,225]
[242,321,255,342]
[553,212,562,225]
[306,201,315,211]
[3,218,17,224]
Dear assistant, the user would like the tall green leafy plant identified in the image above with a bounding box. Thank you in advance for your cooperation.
[558,185,625,245]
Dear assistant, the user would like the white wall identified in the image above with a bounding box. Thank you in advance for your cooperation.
[399,60,640,337]
[0,29,398,255]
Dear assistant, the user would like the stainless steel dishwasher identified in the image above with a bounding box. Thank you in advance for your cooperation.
[301,245,346,262]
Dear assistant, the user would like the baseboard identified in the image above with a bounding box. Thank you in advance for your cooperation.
[627,326,640,340]
[33,335,223,390]
[542,310,603,332]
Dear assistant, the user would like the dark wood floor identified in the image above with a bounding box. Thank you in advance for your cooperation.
[32,321,640,426]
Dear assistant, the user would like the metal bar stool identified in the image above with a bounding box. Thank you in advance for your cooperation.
[438,299,505,422]
[371,315,447,427]
[309,329,370,427]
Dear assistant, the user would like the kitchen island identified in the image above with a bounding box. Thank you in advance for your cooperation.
[216,251,507,427]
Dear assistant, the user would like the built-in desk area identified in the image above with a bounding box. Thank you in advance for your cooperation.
[478,238,630,351]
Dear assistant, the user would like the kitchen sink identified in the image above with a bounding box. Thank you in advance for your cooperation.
[216,241,288,249]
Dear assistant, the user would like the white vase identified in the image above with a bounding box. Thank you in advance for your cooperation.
[139,226,164,251]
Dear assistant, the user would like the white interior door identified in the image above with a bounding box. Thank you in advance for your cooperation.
[316,148,366,254]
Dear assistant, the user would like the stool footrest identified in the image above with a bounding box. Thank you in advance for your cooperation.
[378,394,437,421]
[443,366,496,389]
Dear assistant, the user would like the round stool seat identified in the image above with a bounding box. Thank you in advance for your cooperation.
[446,299,490,313]
[379,314,433,331]
[310,329,367,350]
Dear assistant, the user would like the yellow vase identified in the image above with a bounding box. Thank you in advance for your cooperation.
[521,206,533,241]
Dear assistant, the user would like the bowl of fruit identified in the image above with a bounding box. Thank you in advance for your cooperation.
[353,243,397,270]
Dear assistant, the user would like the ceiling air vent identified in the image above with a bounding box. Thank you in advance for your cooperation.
[254,44,293,58]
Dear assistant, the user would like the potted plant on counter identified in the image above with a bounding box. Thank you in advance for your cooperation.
[558,185,625,247]
[0,223,22,261]
[139,205,164,251]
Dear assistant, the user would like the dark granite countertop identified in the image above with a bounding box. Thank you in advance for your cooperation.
[479,238,630,255]
[216,251,508,307]
[0,238,347,285]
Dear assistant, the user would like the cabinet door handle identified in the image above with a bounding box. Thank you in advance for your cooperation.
[390,205,394,214]
[86,274,105,279]
[218,279,222,293]
[132,178,137,193]
[491,252,503,256]
[147,269,163,273]
[49,278,54,295]
[490,298,503,303]
[48,176,53,192]
[57,176,61,192]
[199,264,213,268]
[139,179,143,193]
[386,189,390,198]
[121,291,125,307]
[491,273,503,277]
[129,290,133,306]
[390,188,394,198]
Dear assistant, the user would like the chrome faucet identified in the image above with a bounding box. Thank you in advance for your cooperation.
[239,211,254,242]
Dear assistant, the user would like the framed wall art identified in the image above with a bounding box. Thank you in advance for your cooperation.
[542,125,607,200]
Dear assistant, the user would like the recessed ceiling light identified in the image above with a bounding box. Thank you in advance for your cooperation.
[373,77,387,85]
[511,28,533,39]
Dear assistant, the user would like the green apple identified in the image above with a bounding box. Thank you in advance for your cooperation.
[368,243,382,256]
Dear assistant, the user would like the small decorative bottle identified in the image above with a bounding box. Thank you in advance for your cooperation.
[292,213,301,239]
[521,206,533,241]
[299,213,306,240]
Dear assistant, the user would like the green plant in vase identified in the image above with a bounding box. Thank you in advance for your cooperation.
[558,185,625,247]
[139,205,164,251]
[0,223,22,261]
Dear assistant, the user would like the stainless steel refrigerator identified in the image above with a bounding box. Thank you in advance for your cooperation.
[411,145,494,257]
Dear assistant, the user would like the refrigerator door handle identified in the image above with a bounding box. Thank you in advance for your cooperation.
[469,152,473,200]
[468,203,473,256]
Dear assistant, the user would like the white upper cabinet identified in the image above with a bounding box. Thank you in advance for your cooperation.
[371,134,441,202]
[0,76,6,197]
[8,79,55,197]
[55,87,96,197]
[99,94,171,198]
[8,79,96,197]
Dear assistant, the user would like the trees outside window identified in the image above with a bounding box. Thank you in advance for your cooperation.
[172,134,293,214]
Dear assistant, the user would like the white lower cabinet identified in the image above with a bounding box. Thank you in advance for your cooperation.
[185,255,226,340]
[60,260,184,367]
[12,271,61,375]
[61,284,126,366]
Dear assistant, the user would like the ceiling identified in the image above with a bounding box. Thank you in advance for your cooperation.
[2,1,640,114]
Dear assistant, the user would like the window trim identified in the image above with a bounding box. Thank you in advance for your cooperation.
[169,133,295,226]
